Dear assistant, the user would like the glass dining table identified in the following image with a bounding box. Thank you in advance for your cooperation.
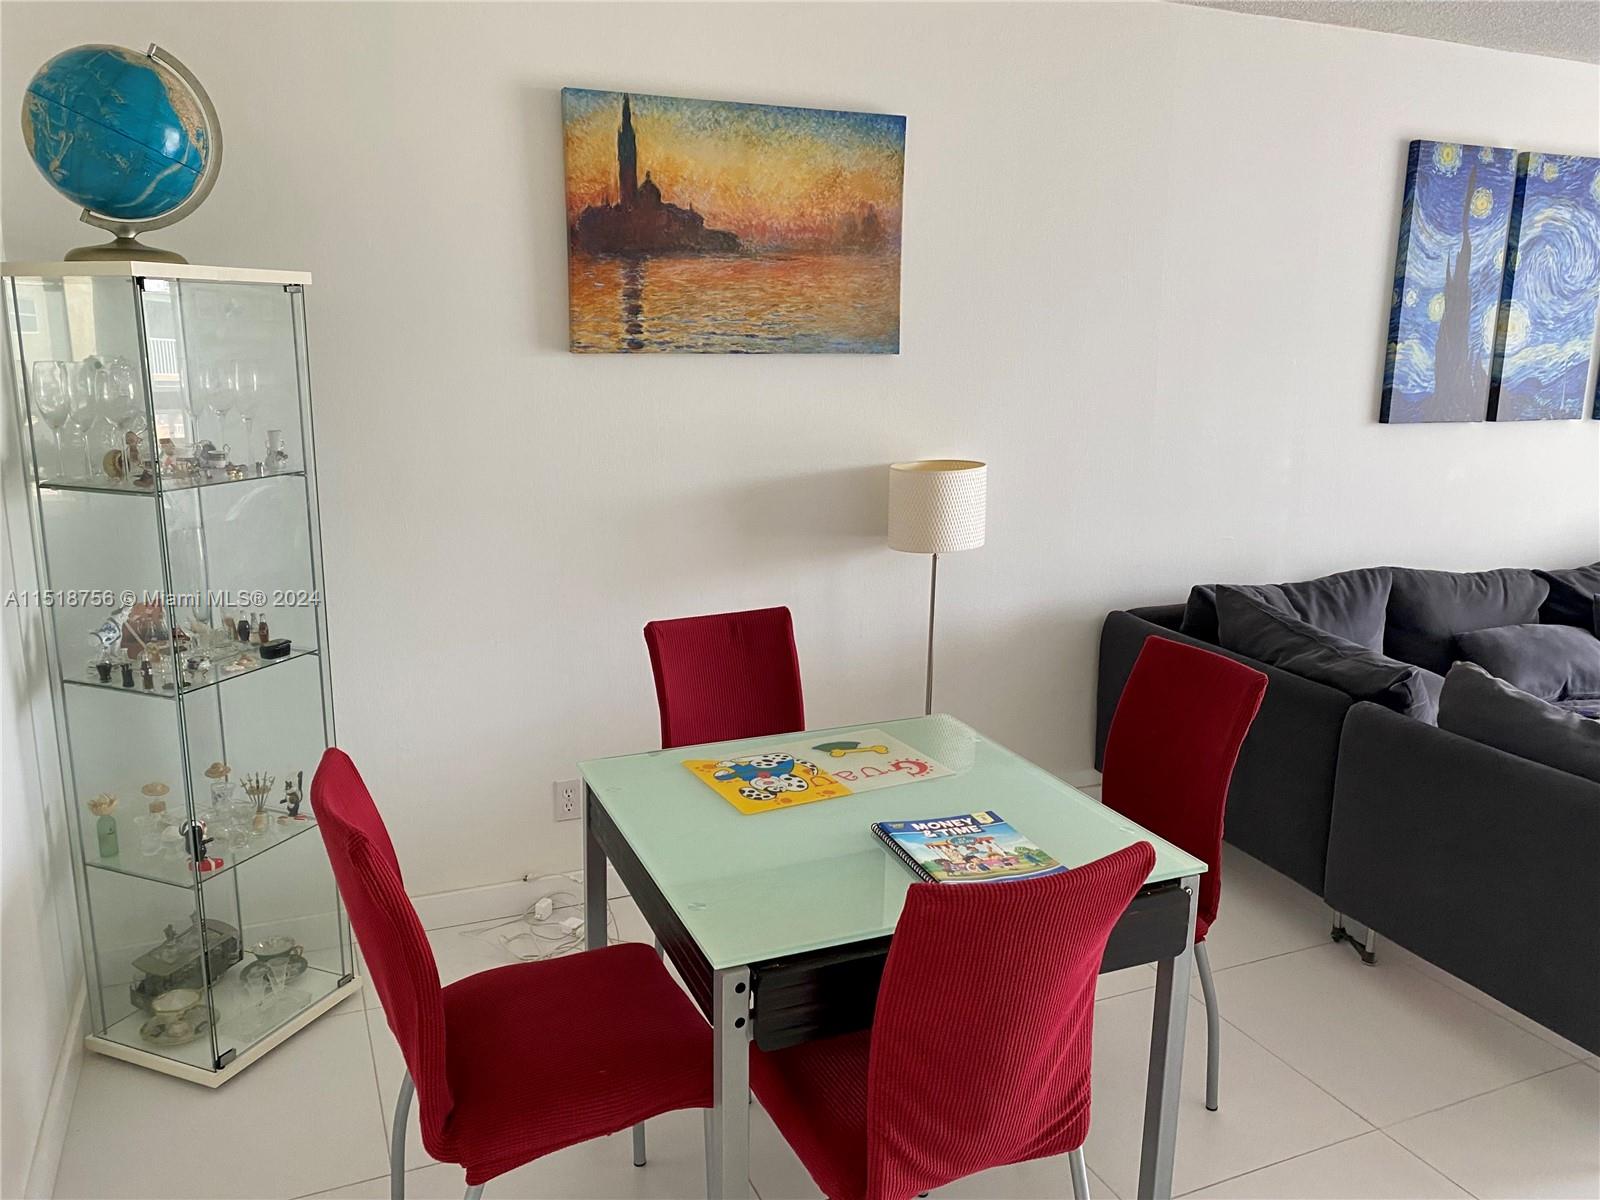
[580,714,1205,1200]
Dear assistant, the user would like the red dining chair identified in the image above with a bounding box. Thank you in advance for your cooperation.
[751,841,1156,1200]
[1101,635,1267,1112]
[313,749,713,1200]
[644,606,805,748]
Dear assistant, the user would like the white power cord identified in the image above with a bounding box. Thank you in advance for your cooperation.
[470,878,619,962]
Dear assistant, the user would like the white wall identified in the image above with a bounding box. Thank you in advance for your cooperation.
[1,352,83,1194]
[2,2,1596,920]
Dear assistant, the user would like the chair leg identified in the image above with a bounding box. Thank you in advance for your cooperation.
[633,1121,647,1167]
[391,1070,414,1200]
[463,1187,485,1200]
[1196,941,1220,1112]
[1068,1146,1091,1200]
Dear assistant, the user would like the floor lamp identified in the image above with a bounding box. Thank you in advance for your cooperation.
[888,460,988,715]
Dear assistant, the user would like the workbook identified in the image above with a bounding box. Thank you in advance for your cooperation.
[872,811,1067,882]
[683,728,950,815]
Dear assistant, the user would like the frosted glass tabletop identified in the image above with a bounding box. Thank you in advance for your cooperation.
[580,714,1206,970]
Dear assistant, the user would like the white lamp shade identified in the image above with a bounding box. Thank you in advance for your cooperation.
[887,459,987,554]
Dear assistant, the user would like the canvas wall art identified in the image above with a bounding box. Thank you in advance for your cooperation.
[1487,153,1600,421]
[1381,141,1516,423]
[562,88,906,354]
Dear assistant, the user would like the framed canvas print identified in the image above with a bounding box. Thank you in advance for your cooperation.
[1381,140,1516,423]
[562,88,906,354]
[1487,153,1600,421]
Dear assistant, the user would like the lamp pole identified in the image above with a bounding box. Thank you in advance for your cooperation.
[925,552,939,716]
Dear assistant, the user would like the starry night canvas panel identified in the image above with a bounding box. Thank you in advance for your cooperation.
[1487,153,1600,421]
[562,88,906,354]
[1381,141,1516,423]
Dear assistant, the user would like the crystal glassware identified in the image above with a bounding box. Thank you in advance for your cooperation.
[64,359,101,479]
[30,361,70,480]
[202,361,234,451]
[228,360,266,468]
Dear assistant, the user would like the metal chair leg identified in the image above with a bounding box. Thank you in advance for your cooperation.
[1068,1146,1091,1200]
[633,1121,647,1167]
[463,1187,485,1200]
[391,1071,414,1200]
[1196,941,1220,1112]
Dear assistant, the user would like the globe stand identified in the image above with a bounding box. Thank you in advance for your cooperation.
[66,231,189,265]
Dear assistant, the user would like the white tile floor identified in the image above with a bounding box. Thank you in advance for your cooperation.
[52,846,1599,1200]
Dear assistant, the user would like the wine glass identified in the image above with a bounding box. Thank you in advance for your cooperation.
[30,361,70,480]
[65,359,102,479]
[103,358,147,474]
[228,360,266,467]
[203,362,234,452]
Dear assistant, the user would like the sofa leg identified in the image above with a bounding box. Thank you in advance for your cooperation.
[1330,914,1378,965]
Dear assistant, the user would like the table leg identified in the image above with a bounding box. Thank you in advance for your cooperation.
[583,783,606,953]
[1137,874,1199,1200]
[706,966,751,1199]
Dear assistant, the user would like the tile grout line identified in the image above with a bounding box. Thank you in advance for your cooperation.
[1378,1059,1588,1133]
[1171,1128,1373,1198]
[1373,1128,1480,1199]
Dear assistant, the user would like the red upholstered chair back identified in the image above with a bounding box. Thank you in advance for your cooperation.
[864,842,1156,1200]
[643,606,805,748]
[313,749,453,1154]
[1101,635,1267,936]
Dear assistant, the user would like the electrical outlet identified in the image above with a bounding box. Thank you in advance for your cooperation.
[553,779,582,822]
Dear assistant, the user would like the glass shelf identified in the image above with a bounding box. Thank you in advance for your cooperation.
[38,469,306,498]
[82,815,323,890]
[64,645,320,700]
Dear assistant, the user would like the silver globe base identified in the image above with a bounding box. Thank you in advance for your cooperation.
[65,234,187,264]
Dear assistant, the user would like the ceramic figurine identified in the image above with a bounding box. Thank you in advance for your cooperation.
[280,771,306,821]
[88,793,118,858]
[179,817,223,873]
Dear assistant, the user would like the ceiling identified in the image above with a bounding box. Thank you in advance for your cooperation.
[1174,0,1600,64]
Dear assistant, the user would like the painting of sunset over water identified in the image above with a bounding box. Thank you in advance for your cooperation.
[562,88,906,353]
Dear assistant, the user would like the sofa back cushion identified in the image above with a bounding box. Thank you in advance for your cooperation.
[1455,623,1600,702]
[1536,563,1600,634]
[1182,567,1392,649]
[1385,568,1549,674]
[1216,585,1437,721]
[1438,663,1600,784]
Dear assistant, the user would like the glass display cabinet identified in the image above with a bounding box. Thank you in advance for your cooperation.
[2,261,358,1084]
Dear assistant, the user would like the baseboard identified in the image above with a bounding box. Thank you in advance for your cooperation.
[412,866,630,931]
[24,980,85,1200]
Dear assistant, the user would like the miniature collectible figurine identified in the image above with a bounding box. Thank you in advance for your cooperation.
[88,793,119,858]
[280,771,306,822]
[256,615,270,644]
[140,656,154,691]
[119,661,135,688]
[94,655,113,683]
[179,818,223,874]
[236,614,252,643]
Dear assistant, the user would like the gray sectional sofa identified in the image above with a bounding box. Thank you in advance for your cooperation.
[1096,563,1600,1054]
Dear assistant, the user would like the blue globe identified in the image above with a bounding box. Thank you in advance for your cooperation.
[21,45,210,221]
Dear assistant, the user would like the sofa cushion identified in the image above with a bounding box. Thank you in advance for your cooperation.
[1385,568,1549,675]
[1437,663,1600,784]
[1182,567,1392,650]
[1536,563,1600,634]
[1455,623,1600,702]
[1217,585,1436,721]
